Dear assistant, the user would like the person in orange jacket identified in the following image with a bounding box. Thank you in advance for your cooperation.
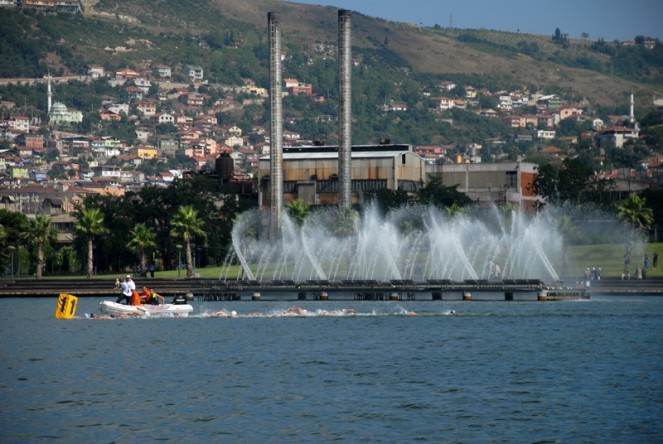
[130,289,141,306]
[139,286,152,304]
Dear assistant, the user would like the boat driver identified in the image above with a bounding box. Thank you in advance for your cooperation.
[116,276,133,304]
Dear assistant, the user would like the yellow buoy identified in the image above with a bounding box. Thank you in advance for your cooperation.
[55,293,78,319]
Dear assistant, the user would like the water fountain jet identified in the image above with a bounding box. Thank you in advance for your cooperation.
[228,204,567,284]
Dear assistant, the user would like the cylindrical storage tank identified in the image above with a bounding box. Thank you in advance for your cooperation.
[252,292,261,301]
[463,292,472,301]
[538,291,548,301]
[320,291,329,301]
[215,154,234,182]
[389,292,399,301]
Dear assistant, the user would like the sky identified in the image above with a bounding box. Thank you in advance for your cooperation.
[290,0,663,42]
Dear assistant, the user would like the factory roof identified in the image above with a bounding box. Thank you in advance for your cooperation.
[260,144,415,160]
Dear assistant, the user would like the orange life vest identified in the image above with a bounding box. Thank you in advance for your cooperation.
[130,290,141,306]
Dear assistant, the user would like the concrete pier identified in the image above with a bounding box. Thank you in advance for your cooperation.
[0,278,595,301]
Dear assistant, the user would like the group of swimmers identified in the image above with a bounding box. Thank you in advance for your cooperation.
[202,307,416,318]
[82,307,462,320]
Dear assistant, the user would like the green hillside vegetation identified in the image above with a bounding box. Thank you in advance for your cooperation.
[2,1,661,104]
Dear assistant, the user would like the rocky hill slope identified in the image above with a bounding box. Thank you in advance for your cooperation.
[2,0,661,109]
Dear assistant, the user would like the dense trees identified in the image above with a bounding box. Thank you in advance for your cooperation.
[417,176,473,208]
[532,158,596,206]
[365,189,410,215]
[0,210,29,277]
[0,169,658,278]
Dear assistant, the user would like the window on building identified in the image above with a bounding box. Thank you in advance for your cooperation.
[505,171,517,189]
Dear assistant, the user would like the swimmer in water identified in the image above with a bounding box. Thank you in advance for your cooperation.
[209,310,229,317]
[208,310,238,318]
[285,307,306,316]
[88,313,113,319]
[87,313,135,319]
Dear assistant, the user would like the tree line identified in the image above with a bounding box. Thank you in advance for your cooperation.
[0,175,252,278]
[0,168,657,278]
[0,174,474,278]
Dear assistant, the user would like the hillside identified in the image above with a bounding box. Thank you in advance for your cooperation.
[2,0,661,108]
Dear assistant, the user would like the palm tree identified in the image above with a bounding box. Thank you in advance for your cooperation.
[28,215,57,279]
[334,207,359,237]
[170,205,206,278]
[617,194,654,231]
[74,208,108,278]
[617,194,654,269]
[444,203,463,217]
[286,199,310,225]
[127,223,157,276]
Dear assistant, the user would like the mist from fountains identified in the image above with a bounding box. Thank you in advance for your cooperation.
[225,204,570,284]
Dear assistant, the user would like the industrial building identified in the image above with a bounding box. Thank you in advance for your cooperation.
[259,144,425,207]
[426,162,539,209]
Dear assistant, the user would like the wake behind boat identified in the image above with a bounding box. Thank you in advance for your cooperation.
[99,298,193,317]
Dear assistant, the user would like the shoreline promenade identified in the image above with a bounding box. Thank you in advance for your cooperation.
[0,277,660,300]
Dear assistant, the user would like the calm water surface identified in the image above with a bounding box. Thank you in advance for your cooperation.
[1,296,661,442]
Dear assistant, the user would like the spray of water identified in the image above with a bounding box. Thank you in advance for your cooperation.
[224,203,631,284]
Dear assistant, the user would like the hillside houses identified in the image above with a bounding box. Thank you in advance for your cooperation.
[0,49,658,221]
[184,65,204,82]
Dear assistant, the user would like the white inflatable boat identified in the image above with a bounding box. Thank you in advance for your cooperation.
[99,300,194,317]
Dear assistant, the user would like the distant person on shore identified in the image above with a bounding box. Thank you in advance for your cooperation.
[653,252,658,268]
[149,263,155,278]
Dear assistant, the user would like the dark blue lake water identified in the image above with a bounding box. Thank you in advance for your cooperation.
[1,296,661,442]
